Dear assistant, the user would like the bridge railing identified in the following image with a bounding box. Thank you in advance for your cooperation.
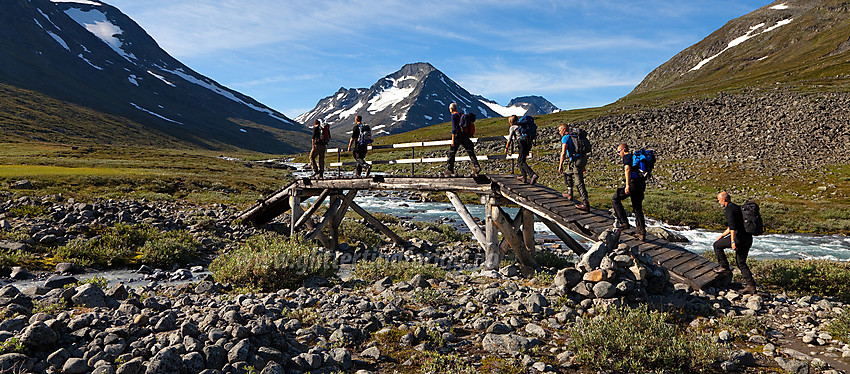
[324,135,529,175]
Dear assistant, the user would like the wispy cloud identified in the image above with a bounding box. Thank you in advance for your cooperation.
[455,64,643,97]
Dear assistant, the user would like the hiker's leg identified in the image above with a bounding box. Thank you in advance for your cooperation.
[713,236,733,270]
[575,155,589,204]
[461,137,480,171]
[630,179,646,234]
[736,236,756,287]
[516,141,531,179]
[446,143,460,173]
[309,146,320,174]
[612,187,629,226]
[353,149,363,176]
[317,145,326,176]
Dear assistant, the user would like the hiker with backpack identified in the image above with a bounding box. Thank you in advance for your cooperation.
[347,115,372,177]
[445,103,481,176]
[712,191,758,294]
[557,124,590,212]
[611,143,647,241]
[505,115,538,184]
[310,119,330,178]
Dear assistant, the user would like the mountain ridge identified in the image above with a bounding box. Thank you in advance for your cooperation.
[0,0,309,153]
[297,62,560,136]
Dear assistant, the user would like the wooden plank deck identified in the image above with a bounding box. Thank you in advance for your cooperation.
[238,174,724,290]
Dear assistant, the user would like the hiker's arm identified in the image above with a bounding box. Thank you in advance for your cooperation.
[730,229,738,250]
[558,143,567,173]
[717,227,731,242]
[451,133,456,147]
[624,164,631,195]
[347,137,353,152]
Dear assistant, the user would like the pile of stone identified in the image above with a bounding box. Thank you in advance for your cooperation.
[550,228,672,305]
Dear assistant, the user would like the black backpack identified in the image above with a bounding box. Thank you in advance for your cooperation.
[741,201,764,236]
[516,115,537,143]
[357,124,372,145]
[569,128,591,155]
[459,113,476,136]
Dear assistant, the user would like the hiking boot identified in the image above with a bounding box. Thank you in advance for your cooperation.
[364,164,372,176]
[616,223,631,230]
[472,164,481,176]
[575,203,590,212]
[635,231,646,241]
[516,176,527,183]
[713,267,733,277]
[742,284,757,294]
[562,192,573,200]
[528,174,539,185]
[443,170,456,177]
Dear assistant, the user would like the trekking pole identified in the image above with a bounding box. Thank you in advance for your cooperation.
[337,149,341,178]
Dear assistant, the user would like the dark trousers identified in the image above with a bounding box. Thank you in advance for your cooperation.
[563,155,588,203]
[310,144,326,175]
[713,234,755,286]
[516,140,535,179]
[612,177,646,233]
[353,145,368,176]
[447,134,478,173]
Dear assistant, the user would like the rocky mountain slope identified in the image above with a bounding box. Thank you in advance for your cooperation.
[296,63,559,137]
[0,0,308,153]
[626,0,850,103]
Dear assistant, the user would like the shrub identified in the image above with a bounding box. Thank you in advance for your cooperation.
[396,220,471,243]
[339,219,385,248]
[54,224,198,268]
[534,250,573,269]
[413,288,450,307]
[210,233,336,292]
[139,231,198,267]
[7,205,49,218]
[417,352,477,374]
[351,257,446,283]
[749,259,850,303]
[74,275,108,290]
[568,305,723,373]
[826,311,850,344]
[0,337,23,354]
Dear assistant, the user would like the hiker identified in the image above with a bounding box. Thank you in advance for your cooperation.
[713,191,757,294]
[347,115,372,177]
[611,143,646,241]
[505,115,538,184]
[445,103,481,176]
[558,124,590,212]
[310,119,329,178]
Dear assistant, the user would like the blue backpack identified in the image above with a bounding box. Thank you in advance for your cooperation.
[631,149,656,179]
[516,115,537,143]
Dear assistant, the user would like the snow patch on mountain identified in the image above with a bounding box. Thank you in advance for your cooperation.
[47,31,70,51]
[51,0,103,5]
[147,70,175,87]
[480,100,527,117]
[770,3,789,10]
[130,103,182,124]
[63,7,136,61]
[79,54,103,70]
[367,79,414,113]
[690,18,793,71]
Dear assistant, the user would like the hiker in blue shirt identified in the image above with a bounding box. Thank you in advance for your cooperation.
[612,143,646,241]
[445,103,481,176]
[558,124,590,212]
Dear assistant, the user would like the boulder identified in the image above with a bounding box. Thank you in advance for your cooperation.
[20,321,58,349]
[481,333,531,354]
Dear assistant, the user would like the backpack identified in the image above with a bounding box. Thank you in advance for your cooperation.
[459,113,476,136]
[516,115,537,143]
[356,124,372,146]
[319,125,331,145]
[741,201,764,236]
[569,128,591,155]
[631,149,656,179]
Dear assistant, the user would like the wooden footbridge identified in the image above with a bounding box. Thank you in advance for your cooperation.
[238,172,727,290]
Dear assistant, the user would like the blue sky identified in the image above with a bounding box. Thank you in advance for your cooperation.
[106,0,771,119]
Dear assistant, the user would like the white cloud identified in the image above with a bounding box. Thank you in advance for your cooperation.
[456,64,642,96]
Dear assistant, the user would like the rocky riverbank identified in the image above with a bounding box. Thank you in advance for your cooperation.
[0,193,847,373]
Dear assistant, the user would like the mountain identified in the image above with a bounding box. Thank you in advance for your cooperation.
[296,62,559,136]
[0,0,308,153]
[625,0,850,103]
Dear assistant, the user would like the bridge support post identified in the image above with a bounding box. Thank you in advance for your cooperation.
[289,192,302,238]
[446,192,487,251]
[483,196,501,270]
[521,208,535,255]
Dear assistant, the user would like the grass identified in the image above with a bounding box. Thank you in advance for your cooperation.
[748,259,850,303]
[568,305,724,373]
[826,311,850,345]
[209,233,337,291]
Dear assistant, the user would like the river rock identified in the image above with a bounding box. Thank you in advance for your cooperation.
[0,353,31,372]
[71,283,110,308]
[482,333,531,354]
[44,275,78,289]
[20,321,58,349]
[146,347,181,374]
